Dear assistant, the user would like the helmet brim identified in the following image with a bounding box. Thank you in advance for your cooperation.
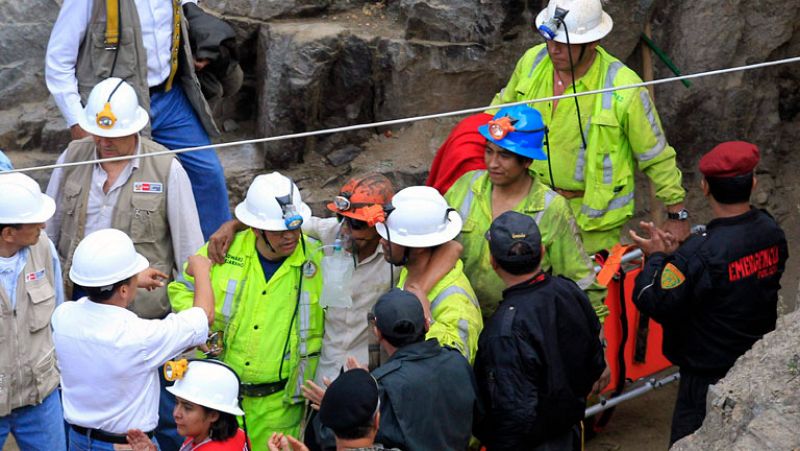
[78,106,150,139]
[534,8,613,44]
[1,194,56,224]
[478,124,548,160]
[69,253,150,287]
[166,385,245,416]
[235,201,312,232]
[375,210,463,248]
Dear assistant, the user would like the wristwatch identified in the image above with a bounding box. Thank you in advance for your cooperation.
[667,209,689,221]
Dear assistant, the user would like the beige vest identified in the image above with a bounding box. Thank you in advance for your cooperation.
[56,137,176,319]
[75,0,219,137]
[0,231,60,416]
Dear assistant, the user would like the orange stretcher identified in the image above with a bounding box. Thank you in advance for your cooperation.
[590,245,673,429]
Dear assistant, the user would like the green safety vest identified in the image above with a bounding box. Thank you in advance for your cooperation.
[445,170,607,320]
[168,229,324,404]
[397,260,483,364]
[490,44,684,234]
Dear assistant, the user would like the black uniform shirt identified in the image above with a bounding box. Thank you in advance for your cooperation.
[633,208,788,376]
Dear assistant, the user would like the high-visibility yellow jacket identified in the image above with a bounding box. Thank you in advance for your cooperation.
[445,170,608,320]
[397,260,483,364]
[490,44,685,236]
[168,229,324,404]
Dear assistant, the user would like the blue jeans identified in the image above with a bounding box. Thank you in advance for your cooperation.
[153,370,182,451]
[0,390,66,451]
[150,84,231,240]
[67,427,159,451]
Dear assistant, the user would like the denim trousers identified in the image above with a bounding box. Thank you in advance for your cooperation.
[0,390,66,451]
[150,84,231,240]
[67,426,159,451]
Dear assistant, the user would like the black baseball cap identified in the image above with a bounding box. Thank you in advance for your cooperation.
[372,288,425,344]
[319,368,379,433]
[486,211,542,265]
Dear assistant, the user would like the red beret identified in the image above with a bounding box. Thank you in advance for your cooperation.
[699,141,760,178]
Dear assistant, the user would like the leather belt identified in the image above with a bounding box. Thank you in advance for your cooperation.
[555,188,585,200]
[149,80,168,96]
[70,424,153,444]
[240,379,287,398]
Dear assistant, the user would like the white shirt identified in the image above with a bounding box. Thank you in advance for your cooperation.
[46,140,203,275]
[302,217,397,385]
[0,239,65,310]
[45,0,198,127]
[52,298,209,433]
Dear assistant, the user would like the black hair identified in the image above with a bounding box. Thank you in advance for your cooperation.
[84,276,133,303]
[0,224,21,235]
[208,410,239,442]
[706,173,753,204]
[333,420,376,440]
[513,154,533,167]
[494,242,542,276]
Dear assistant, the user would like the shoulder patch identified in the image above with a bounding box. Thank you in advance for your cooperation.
[660,263,686,289]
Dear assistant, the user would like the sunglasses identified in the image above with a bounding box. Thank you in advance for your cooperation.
[338,214,369,230]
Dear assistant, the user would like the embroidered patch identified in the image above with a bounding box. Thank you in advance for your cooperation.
[302,261,318,278]
[660,263,686,289]
[25,269,45,282]
[133,182,163,193]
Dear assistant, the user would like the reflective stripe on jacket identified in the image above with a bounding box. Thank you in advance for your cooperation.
[490,44,684,233]
[168,229,324,404]
[397,260,483,364]
[445,170,607,321]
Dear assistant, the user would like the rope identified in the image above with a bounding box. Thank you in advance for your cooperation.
[7,55,800,174]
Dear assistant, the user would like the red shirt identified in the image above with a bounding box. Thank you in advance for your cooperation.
[179,429,249,451]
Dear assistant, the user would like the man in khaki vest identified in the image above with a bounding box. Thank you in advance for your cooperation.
[45,77,203,449]
[0,173,65,450]
[45,0,234,240]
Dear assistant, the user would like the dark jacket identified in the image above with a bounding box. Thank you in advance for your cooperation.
[633,208,788,377]
[373,339,478,451]
[473,273,605,450]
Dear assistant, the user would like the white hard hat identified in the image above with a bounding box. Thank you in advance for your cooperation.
[376,186,462,248]
[234,172,311,232]
[0,173,56,224]
[78,77,149,138]
[535,0,613,44]
[69,228,149,287]
[166,360,245,416]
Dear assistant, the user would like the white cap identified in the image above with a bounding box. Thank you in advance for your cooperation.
[376,186,462,248]
[0,173,56,224]
[166,360,245,416]
[234,172,311,231]
[69,229,149,287]
[78,77,149,138]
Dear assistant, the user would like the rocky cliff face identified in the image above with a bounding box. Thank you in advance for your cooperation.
[672,306,800,450]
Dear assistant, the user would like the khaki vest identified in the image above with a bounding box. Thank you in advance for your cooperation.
[75,0,219,137]
[56,137,176,319]
[0,231,60,416]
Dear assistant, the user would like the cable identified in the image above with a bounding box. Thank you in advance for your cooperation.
[561,19,589,159]
[7,56,800,174]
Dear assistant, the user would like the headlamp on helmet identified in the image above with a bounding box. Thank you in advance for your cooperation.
[487,115,547,142]
[276,177,303,230]
[95,78,126,130]
[538,6,569,40]
[163,359,189,382]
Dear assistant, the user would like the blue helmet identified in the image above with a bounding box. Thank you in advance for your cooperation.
[478,105,547,160]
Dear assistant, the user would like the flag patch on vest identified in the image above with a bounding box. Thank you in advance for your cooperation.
[25,269,45,282]
[660,263,685,289]
[133,182,163,193]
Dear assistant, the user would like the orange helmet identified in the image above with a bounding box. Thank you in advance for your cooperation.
[327,173,394,226]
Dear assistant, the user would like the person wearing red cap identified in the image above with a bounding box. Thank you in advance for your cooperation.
[629,141,788,445]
